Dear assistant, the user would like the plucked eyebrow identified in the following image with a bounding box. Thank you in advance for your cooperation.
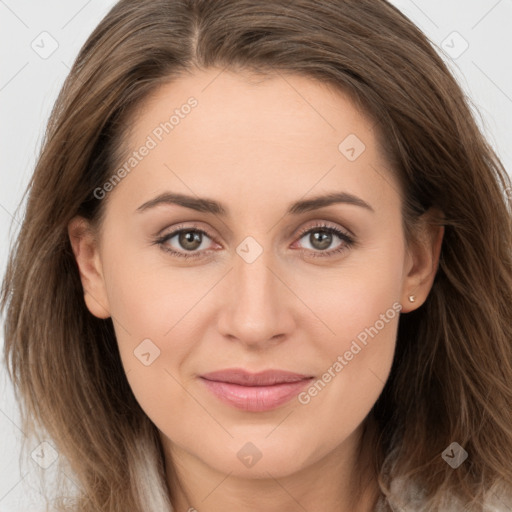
[135,191,374,215]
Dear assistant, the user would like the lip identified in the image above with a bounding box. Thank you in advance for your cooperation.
[199,369,314,412]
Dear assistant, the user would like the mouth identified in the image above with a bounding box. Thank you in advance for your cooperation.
[199,369,314,412]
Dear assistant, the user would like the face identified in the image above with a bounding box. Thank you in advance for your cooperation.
[69,68,440,480]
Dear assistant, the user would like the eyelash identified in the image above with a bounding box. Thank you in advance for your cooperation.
[153,222,355,260]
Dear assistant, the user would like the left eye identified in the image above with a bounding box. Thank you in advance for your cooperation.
[294,225,354,257]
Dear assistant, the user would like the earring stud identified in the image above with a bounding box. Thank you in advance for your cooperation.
[408,295,416,303]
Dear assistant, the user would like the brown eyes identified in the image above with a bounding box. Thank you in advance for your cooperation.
[153,222,355,260]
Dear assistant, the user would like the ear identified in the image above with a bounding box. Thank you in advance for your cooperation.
[68,216,111,319]
[400,208,444,313]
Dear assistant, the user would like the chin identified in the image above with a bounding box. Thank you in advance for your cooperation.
[199,433,320,479]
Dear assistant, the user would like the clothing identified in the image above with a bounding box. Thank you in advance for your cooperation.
[374,479,512,511]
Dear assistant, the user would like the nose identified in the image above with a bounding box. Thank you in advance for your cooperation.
[216,246,295,350]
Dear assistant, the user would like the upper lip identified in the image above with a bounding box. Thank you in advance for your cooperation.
[200,369,313,386]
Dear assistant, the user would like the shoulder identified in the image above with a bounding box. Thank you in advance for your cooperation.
[376,478,512,511]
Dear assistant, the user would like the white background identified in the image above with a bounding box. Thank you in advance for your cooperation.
[1,1,511,510]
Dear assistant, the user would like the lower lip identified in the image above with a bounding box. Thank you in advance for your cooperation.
[200,378,312,412]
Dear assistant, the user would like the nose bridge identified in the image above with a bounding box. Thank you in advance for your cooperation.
[218,241,292,346]
[237,250,275,312]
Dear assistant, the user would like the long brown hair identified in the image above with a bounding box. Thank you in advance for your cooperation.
[2,1,512,510]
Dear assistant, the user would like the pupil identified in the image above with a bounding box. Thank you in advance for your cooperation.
[180,231,201,250]
[311,230,331,250]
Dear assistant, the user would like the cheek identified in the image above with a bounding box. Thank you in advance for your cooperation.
[102,254,196,431]
[293,240,403,417]
[298,235,405,350]
[98,240,195,402]
[294,294,400,457]
[101,234,198,337]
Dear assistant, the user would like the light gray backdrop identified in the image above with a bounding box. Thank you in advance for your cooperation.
[1,0,511,510]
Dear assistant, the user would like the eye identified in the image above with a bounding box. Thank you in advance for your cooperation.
[293,222,354,258]
[153,224,218,259]
[153,221,355,260]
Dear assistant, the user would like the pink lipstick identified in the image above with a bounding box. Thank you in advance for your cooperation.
[199,369,313,412]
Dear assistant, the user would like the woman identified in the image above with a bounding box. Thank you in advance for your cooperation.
[2,0,512,510]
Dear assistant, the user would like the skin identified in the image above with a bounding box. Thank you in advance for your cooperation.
[68,68,443,512]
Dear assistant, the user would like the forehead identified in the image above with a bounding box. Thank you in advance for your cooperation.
[127,68,374,153]
[110,68,396,218]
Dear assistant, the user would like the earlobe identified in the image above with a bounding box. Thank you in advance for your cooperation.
[67,216,111,319]
[401,209,445,313]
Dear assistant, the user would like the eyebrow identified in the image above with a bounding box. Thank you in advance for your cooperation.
[135,191,374,216]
